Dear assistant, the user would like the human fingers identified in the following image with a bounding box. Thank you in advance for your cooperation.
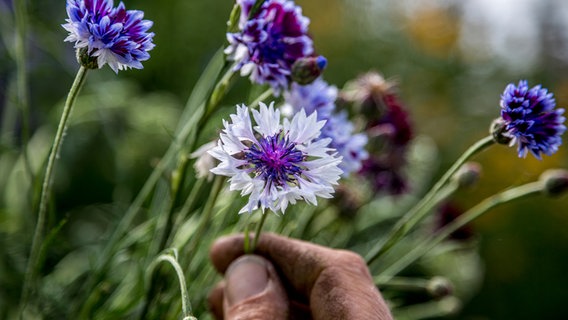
[208,254,289,320]
[210,233,393,320]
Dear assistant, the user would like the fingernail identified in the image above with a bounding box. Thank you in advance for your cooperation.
[225,255,269,307]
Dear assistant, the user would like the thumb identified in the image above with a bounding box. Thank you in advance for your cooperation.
[223,255,289,320]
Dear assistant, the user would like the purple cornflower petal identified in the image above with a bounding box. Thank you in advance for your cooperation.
[225,0,314,95]
[209,102,342,214]
[62,0,155,73]
[499,80,566,159]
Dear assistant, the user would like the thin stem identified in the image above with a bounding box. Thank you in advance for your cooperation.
[199,64,236,127]
[366,135,495,265]
[184,175,225,258]
[150,251,197,320]
[20,66,88,311]
[243,223,251,254]
[378,181,544,281]
[148,154,191,261]
[249,88,273,108]
[251,211,268,251]
[176,178,206,225]
[374,276,430,290]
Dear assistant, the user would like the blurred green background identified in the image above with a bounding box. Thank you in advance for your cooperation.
[1,0,568,318]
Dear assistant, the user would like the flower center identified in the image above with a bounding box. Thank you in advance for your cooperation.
[244,132,304,187]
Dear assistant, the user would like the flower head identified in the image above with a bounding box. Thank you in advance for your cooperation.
[341,71,396,117]
[499,80,566,159]
[63,0,155,73]
[225,0,314,95]
[341,71,414,195]
[209,102,342,214]
[283,78,368,175]
[322,112,368,175]
[282,78,336,119]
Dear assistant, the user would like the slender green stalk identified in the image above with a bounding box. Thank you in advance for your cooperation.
[148,154,191,261]
[142,177,224,319]
[243,223,251,254]
[377,181,544,281]
[20,66,88,311]
[184,175,225,257]
[366,135,495,265]
[374,276,430,290]
[393,297,461,320]
[203,63,236,121]
[249,88,273,108]
[149,250,197,320]
[176,178,206,224]
[251,211,269,251]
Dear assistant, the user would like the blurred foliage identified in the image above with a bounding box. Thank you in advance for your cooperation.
[1,0,568,319]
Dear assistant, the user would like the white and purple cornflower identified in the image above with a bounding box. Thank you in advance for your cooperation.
[209,102,342,214]
[62,0,155,73]
[225,0,314,95]
[282,78,369,176]
[497,80,566,159]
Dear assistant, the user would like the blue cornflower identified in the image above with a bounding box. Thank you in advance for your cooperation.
[282,78,368,175]
[499,80,566,159]
[225,0,314,95]
[209,102,342,214]
[63,0,155,73]
[282,78,337,119]
[322,112,369,175]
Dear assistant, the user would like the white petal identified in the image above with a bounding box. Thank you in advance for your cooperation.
[296,138,334,157]
[287,109,325,144]
[252,102,281,137]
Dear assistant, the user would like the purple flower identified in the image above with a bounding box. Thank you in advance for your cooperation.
[282,78,368,175]
[209,102,342,214]
[499,80,566,159]
[322,112,368,175]
[282,78,336,119]
[341,72,414,195]
[62,0,155,73]
[360,153,409,196]
[225,0,314,95]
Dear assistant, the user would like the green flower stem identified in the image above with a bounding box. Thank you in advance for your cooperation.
[176,177,206,225]
[374,276,430,291]
[184,175,225,258]
[149,250,197,320]
[20,66,88,310]
[249,88,273,108]
[148,154,191,262]
[366,135,495,265]
[251,211,269,252]
[378,181,544,281]
[203,63,237,123]
[393,296,461,320]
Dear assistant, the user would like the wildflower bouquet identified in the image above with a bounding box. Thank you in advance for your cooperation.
[2,0,567,319]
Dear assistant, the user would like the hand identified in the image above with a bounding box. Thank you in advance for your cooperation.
[208,233,393,320]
